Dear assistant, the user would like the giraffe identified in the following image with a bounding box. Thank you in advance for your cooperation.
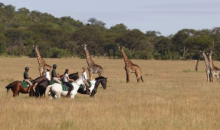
[82,44,103,80]
[119,46,144,83]
[202,51,212,82]
[33,45,52,76]
[208,50,220,82]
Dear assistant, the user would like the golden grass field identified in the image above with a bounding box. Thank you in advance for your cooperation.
[1,57,220,130]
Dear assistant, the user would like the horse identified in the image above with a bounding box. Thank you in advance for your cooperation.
[5,76,45,97]
[34,72,79,97]
[59,72,79,80]
[45,76,107,99]
[77,76,107,97]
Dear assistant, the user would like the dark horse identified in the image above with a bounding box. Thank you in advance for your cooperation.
[77,76,108,97]
[5,76,45,97]
[34,72,79,97]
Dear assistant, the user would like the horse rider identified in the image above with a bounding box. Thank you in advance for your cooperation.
[51,64,61,84]
[63,69,75,97]
[23,67,32,92]
[82,67,90,94]
[45,68,51,81]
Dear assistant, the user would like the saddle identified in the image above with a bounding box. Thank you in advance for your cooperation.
[21,81,29,88]
[21,80,34,88]
[50,80,69,91]
[79,80,92,91]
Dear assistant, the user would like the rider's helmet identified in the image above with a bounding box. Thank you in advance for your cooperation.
[53,64,57,68]
[25,67,29,70]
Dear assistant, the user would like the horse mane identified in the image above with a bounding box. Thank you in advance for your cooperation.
[34,76,44,80]
[33,76,45,84]
[95,76,106,81]
[69,72,78,76]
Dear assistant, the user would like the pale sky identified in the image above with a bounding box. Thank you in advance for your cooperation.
[1,0,220,36]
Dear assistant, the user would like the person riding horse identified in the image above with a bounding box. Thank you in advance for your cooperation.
[52,64,61,84]
[63,69,75,97]
[82,67,90,94]
[23,67,32,92]
[45,68,51,81]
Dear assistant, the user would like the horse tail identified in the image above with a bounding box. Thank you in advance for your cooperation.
[6,85,11,94]
[5,81,16,94]
[141,76,144,82]
[45,85,52,98]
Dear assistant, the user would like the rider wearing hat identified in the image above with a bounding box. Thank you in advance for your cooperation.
[51,64,61,84]
[23,67,32,91]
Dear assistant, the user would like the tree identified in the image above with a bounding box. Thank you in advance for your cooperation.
[109,23,128,34]
[87,17,97,25]
[154,37,172,60]
[172,29,196,60]
[71,26,105,57]
[184,36,212,71]
[116,29,145,51]
[146,30,161,36]
[0,34,6,55]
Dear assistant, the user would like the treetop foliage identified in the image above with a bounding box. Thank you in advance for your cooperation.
[0,3,220,60]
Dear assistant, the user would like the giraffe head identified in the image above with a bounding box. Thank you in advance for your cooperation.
[119,46,124,51]
[82,44,87,50]
[33,45,38,49]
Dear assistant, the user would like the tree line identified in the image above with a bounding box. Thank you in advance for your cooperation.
[0,3,220,61]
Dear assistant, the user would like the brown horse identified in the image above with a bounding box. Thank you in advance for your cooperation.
[5,76,45,97]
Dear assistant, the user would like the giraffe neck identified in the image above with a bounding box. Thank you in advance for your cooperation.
[34,46,45,66]
[84,46,95,66]
[209,51,214,70]
[202,51,210,69]
[121,49,131,65]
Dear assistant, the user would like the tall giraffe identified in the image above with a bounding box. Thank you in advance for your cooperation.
[208,50,220,82]
[119,46,144,83]
[82,44,103,80]
[33,45,52,76]
[202,51,211,82]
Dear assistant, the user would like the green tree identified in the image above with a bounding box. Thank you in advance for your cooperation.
[109,23,128,34]
[172,29,197,60]
[116,29,145,51]
[154,37,172,60]
[71,26,104,57]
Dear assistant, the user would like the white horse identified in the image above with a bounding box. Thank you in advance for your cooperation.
[45,76,107,99]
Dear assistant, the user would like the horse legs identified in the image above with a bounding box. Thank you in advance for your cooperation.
[90,88,97,97]
[12,89,18,97]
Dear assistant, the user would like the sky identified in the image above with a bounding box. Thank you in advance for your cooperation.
[1,0,220,36]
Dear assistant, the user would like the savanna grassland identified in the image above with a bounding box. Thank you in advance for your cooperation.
[1,57,220,130]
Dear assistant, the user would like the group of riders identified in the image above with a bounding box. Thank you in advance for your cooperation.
[23,64,90,97]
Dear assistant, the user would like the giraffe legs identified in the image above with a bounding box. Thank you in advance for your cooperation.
[135,68,144,83]
[125,70,130,83]
[38,67,43,76]
[206,71,210,82]
[89,71,93,81]
[135,71,142,83]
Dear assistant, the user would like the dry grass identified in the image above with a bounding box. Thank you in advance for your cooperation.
[1,57,220,130]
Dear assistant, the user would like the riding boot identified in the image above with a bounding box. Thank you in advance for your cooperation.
[86,85,90,94]
[66,88,71,98]
[28,87,30,93]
